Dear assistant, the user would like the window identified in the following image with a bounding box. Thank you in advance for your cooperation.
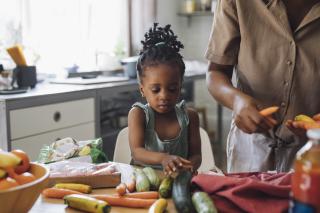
[0,0,129,75]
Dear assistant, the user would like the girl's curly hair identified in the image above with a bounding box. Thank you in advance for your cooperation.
[136,23,185,81]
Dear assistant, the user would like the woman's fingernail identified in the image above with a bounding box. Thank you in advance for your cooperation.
[179,163,182,166]
[173,167,176,171]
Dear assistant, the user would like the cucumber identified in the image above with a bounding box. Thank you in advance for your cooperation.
[143,167,161,190]
[172,170,195,213]
[192,192,217,213]
[159,176,173,198]
[135,168,150,192]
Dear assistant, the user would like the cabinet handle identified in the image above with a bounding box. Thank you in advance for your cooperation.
[53,111,61,122]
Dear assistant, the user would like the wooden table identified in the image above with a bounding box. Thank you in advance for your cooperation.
[30,188,177,213]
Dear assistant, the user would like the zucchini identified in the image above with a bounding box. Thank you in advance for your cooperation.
[135,168,150,192]
[159,176,173,198]
[192,192,217,213]
[172,170,195,213]
[143,167,161,190]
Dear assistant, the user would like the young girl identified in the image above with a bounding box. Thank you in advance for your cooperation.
[128,23,202,175]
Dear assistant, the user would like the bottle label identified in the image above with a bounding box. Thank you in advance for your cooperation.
[289,199,316,213]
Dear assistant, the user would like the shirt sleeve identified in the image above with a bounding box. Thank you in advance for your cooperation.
[205,0,240,65]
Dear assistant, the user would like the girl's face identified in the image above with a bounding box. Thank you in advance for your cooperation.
[140,64,182,114]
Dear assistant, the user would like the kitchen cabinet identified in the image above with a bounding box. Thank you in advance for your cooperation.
[12,122,95,161]
[10,98,94,140]
[9,98,95,160]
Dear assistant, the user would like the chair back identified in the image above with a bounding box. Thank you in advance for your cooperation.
[198,127,215,172]
[113,127,216,172]
[113,127,131,164]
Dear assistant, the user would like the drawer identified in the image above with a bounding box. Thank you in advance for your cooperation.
[11,122,95,161]
[10,98,94,139]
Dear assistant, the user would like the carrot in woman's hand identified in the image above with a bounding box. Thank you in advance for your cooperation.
[259,106,279,117]
[123,191,159,199]
[313,113,320,121]
[116,183,127,196]
[42,187,82,199]
[91,194,156,208]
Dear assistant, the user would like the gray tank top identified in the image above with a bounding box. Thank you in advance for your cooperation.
[132,100,189,169]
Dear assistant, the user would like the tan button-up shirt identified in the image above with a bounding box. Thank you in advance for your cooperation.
[206,0,320,172]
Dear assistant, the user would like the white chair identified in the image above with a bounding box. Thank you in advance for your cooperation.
[113,127,131,164]
[113,127,218,172]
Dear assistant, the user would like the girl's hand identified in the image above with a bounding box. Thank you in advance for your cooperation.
[162,155,193,176]
[233,94,275,134]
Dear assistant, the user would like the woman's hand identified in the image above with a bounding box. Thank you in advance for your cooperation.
[161,155,193,176]
[285,120,308,141]
[233,94,275,134]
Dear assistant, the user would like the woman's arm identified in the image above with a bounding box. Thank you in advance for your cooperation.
[187,108,202,171]
[207,62,274,134]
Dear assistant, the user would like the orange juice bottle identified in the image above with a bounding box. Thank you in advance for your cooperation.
[290,129,320,212]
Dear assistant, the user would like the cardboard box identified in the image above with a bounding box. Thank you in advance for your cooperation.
[48,172,121,189]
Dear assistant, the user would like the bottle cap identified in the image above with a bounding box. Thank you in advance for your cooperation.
[307,128,320,140]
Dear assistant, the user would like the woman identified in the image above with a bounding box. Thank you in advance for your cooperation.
[206,0,320,172]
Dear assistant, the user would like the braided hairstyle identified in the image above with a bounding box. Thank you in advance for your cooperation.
[136,23,185,82]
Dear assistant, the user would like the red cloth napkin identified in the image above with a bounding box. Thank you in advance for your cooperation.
[191,172,292,213]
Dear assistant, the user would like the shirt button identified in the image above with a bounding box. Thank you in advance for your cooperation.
[284,81,289,86]
[281,102,286,107]
[287,60,292,65]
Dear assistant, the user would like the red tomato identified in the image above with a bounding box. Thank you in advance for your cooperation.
[11,150,30,174]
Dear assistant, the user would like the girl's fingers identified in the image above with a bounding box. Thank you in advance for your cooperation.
[181,164,194,171]
[164,165,173,175]
[172,158,183,168]
[179,157,192,165]
[168,161,177,173]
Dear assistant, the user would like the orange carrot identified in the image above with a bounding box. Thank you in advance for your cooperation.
[91,194,156,208]
[116,183,127,196]
[293,121,320,130]
[42,187,82,199]
[123,191,159,199]
[304,122,320,130]
[259,106,279,116]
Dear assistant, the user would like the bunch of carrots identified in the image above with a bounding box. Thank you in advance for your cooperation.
[42,178,160,209]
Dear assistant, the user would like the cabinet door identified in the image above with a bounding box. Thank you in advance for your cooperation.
[11,122,95,161]
[10,98,94,140]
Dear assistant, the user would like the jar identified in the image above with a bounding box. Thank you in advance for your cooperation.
[290,128,320,212]
[185,0,196,13]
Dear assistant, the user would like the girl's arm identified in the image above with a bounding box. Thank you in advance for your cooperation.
[128,107,168,165]
[187,108,202,171]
